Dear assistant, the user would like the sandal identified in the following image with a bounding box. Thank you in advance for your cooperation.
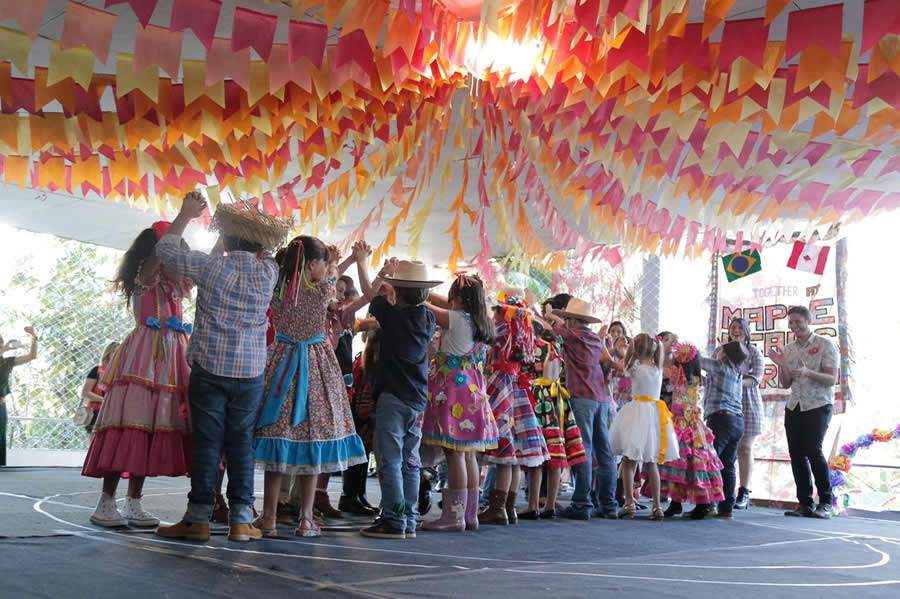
[617,504,637,519]
[294,517,321,538]
[649,507,665,522]
[252,516,278,538]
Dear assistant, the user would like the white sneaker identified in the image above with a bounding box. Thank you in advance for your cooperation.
[90,493,127,528]
[121,497,160,527]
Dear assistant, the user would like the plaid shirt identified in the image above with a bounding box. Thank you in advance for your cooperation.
[740,343,764,435]
[699,356,744,417]
[157,235,278,379]
[555,323,610,402]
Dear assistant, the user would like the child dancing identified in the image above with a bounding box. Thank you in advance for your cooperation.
[609,334,680,520]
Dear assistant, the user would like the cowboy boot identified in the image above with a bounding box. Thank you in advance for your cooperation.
[315,490,343,519]
[505,491,519,525]
[465,489,480,531]
[422,489,466,532]
[479,490,509,525]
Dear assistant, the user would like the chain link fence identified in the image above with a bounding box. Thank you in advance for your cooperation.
[1,228,134,451]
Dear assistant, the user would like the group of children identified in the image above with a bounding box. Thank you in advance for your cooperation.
[79,190,760,542]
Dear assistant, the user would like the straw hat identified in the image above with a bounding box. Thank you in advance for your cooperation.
[382,260,442,289]
[210,201,293,251]
[554,297,601,324]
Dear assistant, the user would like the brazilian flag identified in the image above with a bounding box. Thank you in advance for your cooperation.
[721,249,762,282]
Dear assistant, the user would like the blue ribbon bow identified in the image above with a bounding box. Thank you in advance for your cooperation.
[256,332,325,429]
[144,316,193,335]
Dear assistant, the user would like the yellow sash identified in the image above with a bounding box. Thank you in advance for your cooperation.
[634,396,673,464]
[533,378,571,426]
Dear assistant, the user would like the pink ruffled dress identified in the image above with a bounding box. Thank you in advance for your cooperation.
[82,274,193,478]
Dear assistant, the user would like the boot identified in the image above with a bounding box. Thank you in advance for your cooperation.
[314,489,343,519]
[663,501,683,518]
[734,487,751,510]
[465,489,480,531]
[339,464,378,516]
[422,489,466,532]
[505,491,518,525]
[479,490,509,525]
[418,475,434,516]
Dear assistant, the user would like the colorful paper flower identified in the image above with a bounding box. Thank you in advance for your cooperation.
[873,429,894,443]
[454,373,467,387]
[830,470,846,489]
[451,402,464,419]
[839,443,857,457]
[829,455,851,472]
[674,342,698,364]
[447,355,462,369]
[458,419,475,432]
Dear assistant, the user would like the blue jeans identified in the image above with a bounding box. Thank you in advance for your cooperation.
[570,399,617,512]
[706,411,745,512]
[184,363,264,525]
[375,393,423,532]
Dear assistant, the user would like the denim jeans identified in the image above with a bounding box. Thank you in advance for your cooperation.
[374,393,423,532]
[706,411,745,512]
[785,405,833,508]
[184,363,264,525]
[569,399,617,512]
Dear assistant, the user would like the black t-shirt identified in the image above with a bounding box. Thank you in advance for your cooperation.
[86,366,100,380]
[369,296,436,410]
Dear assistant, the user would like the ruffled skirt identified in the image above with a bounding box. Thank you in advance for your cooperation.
[610,399,680,464]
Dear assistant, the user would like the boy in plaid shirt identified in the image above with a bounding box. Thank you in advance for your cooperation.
[545,297,618,520]
[156,193,290,542]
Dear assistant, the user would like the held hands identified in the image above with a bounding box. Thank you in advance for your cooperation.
[180,191,207,219]
[352,241,372,262]
[326,245,340,265]
[24,326,37,339]
[378,257,399,279]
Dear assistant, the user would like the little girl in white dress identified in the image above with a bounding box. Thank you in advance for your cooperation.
[610,333,680,520]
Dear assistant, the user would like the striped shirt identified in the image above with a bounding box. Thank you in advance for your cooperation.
[555,323,610,402]
[699,356,744,417]
[157,235,278,379]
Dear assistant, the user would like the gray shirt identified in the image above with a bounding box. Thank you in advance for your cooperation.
[782,333,839,412]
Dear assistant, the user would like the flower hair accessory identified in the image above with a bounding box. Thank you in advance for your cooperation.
[674,342,699,364]
[151,221,172,240]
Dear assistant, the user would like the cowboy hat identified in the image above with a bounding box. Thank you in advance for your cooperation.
[722,341,749,365]
[382,260,442,289]
[554,297,602,324]
[210,201,293,251]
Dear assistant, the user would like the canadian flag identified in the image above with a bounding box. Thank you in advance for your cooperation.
[787,241,830,275]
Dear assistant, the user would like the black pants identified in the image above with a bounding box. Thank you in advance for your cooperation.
[784,405,833,508]
[0,402,7,466]
[706,411,744,512]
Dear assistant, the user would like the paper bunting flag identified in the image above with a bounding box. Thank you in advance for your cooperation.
[721,249,762,282]
[170,0,221,50]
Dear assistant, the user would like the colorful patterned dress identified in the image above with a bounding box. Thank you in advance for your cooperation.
[254,280,367,475]
[483,322,550,467]
[529,335,587,468]
[658,357,725,504]
[348,353,376,453]
[422,316,498,452]
[82,273,192,478]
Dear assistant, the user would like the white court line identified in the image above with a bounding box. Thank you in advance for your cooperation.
[744,520,900,543]
[501,567,900,588]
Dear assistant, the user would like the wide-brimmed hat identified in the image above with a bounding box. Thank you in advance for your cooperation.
[493,285,526,309]
[722,341,749,365]
[382,260,442,289]
[210,201,293,251]
[554,297,601,324]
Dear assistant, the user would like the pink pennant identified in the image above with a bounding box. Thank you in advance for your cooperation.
[421,0,436,34]
[878,155,900,177]
[336,29,376,73]
[0,0,46,39]
[61,1,116,63]
[850,149,880,178]
[232,6,277,61]
[206,37,250,89]
[719,18,769,69]
[862,0,900,54]
[574,0,602,36]
[134,24,183,77]
[170,0,221,51]
[288,20,328,67]
[105,0,158,28]
[786,4,843,60]
[798,182,828,211]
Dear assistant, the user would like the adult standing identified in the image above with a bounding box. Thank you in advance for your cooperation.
[726,318,764,510]
[769,306,839,519]
[0,327,38,466]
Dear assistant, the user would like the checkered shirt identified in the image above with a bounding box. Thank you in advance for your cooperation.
[699,356,744,417]
[740,344,765,436]
[554,323,610,402]
[157,235,278,379]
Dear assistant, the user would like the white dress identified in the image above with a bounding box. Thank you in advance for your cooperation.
[610,363,680,463]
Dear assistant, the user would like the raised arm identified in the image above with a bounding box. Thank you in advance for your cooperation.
[656,337,665,369]
[425,303,451,330]
[427,291,451,310]
[13,326,38,366]
[769,349,793,388]
[157,192,212,281]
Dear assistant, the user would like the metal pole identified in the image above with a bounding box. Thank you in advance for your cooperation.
[640,254,660,335]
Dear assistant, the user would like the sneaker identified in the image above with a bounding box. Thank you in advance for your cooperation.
[156,520,211,541]
[734,488,751,510]
[121,497,160,527]
[228,523,263,542]
[784,505,815,518]
[715,510,734,520]
[360,518,406,540]
[560,505,592,521]
[811,503,833,520]
[89,494,127,528]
